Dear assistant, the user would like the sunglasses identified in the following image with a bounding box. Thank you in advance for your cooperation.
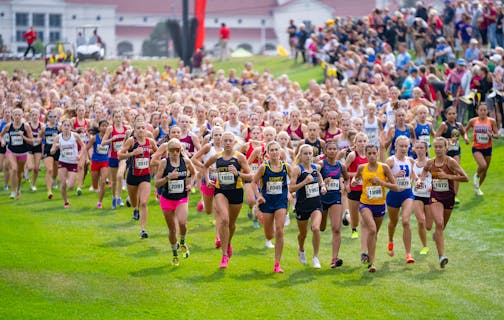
[48,115,57,119]
[168,148,180,153]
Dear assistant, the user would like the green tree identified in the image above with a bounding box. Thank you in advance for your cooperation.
[33,39,44,54]
[142,21,171,57]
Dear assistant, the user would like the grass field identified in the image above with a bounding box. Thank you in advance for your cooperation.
[0,57,503,319]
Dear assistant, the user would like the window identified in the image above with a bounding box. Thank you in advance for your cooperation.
[96,15,101,21]
[72,14,77,20]
[238,19,242,24]
[119,16,124,22]
[143,17,148,22]
[32,13,45,27]
[49,31,60,43]
[49,14,61,28]
[16,30,24,42]
[36,31,44,42]
[15,13,28,27]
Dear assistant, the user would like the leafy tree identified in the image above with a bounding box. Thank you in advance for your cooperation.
[142,21,171,57]
[33,39,44,54]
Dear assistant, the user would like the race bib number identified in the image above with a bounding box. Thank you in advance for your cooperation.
[448,141,459,151]
[419,135,430,144]
[113,141,123,152]
[80,133,89,143]
[366,186,383,199]
[11,135,22,146]
[135,158,149,170]
[46,136,54,144]
[218,172,235,185]
[266,181,282,195]
[97,144,109,155]
[33,138,40,146]
[327,179,340,191]
[251,163,259,173]
[476,133,489,144]
[397,177,411,189]
[168,179,184,193]
[432,179,449,192]
[62,147,74,159]
[414,182,428,193]
[305,183,320,198]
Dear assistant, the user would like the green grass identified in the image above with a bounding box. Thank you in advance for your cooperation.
[0,141,503,319]
[0,56,323,88]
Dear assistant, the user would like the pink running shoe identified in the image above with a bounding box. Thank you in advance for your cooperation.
[219,255,229,268]
[96,202,102,209]
[215,237,221,249]
[196,200,204,212]
[227,244,233,258]
[64,202,70,208]
[274,263,284,273]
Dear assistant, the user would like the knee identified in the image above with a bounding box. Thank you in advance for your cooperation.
[311,225,320,233]
[220,217,230,227]
[478,163,488,171]
[332,226,341,236]
[367,227,377,238]
[46,168,53,176]
[275,228,283,239]
[34,166,40,173]
[402,219,410,229]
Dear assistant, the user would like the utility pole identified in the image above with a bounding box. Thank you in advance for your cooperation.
[182,0,190,66]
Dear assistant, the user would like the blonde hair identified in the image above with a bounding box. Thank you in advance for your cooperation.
[293,144,313,166]
[394,135,410,148]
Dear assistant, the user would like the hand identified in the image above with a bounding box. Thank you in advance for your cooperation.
[228,165,238,176]
[168,171,179,179]
[256,195,265,205]
[395,170,406,177]
[304,174,314,184]
[370,177,382,185]
[415,179,424,188]
[134,146,143,155]
[320,186,327,195]
[206,179,216,188]
[436,169,450,179]
[185,184,192,192]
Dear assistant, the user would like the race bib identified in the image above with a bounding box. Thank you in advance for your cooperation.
[80,133,89,143]
[366,186,383,199]
[419,135,430,144]
[135,158,149,169]
[327,179,340,191]
[414,181,428,193]
[62,147,74,159]
[113,141,123,152]
[448,141,459,151]
[209,169,217,182]
[11,135,22,146]
[432,179,449,192]
[305,183,320,198]
[33,138,40,146]
[97,144,109,155]
[251,163,259,173]
[218,172,235,185]
[266,181,283,195]
[168,179,184,193]
[397,177,411,189]
[476,133,489,144]
[46,136,54,144]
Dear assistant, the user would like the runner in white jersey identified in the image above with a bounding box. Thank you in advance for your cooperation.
[412,141,432,256]
[363,103,382,148]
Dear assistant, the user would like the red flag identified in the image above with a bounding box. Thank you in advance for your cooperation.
[194,0,206,50]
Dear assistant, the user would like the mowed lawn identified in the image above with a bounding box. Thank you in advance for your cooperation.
[0,57,502,319]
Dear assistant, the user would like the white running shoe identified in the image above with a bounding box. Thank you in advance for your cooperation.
[298,249,307,265]
[473,173,480,189]
[284,212,290,227]
[265,240,275,248]
[474,188,484,196]
[30,185,37,192]
[312,256,321,269]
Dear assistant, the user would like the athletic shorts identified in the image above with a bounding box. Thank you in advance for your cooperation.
[108,157,119,168]
[9,152,28,162]
[359,203,386,218]
[214,188,244,205]
[160,195,188,211]
[347,190,362,201]
[29,144,42,154]
[386,189,414,208]
[430,191,455,210]
[414,196,430,205]
[295,208,321,221]
[200,180,215,196]
[126,173,151,186]
[472,147,492,157]
[91,160,108,172]
[322,199,342,211]
[58,161,77,173]
[259,201,288,214]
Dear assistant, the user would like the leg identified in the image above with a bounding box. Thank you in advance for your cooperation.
[359,208,377,263]
[413,200,428,248]
[472,151,489,186]
[162,209,177,245]
[7,154,19,194]
[296,219,308,252]
[401,199,414,257]
[227,203,242,246]
[58,167,69,204]
[214,194,230,256]
[263,210,275,241]
[31,153,42,188]
[311,210,322,258]
[329,204,343,260]
[431,202,446,258]
[320,210,329,232]
[138,181,151,231]
[273,209,286,265]
[387,206,400,243]
[98,166,108,203]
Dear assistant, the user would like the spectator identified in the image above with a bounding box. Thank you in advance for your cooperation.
[396,43,411,72]
[192,47,205,77]
[416,1,429,22]
[471,1,483,41]
[434,37,453,65]
[76,32,86,47]
[218,23,230,61]
[296,24,308,64]
[443,0,456,45]
[483,1,498,49]
[23,25,37,58]
[287,20,297,59]
[465,38,480,62]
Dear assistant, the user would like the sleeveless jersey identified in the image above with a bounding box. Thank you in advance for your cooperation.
[91,134,109,162]
[364,117,380,147]
[260,161,288,206]
[128,138,152,177]
[348,151,368,192]
[472,118,493,149]
[304,138,322,158]
[180,133,196,155]
[360,163,386,205]
[320,159,343,204]
[413,161,431,198]
[295,163,321,212]
[430,158,455,194]
[215,151,243,190]
[110,124,127,159]
[415,122,431,146]
[389,155,413,191]
[43,124,60,153]
[224,121,242,138]
[58,133,79,164]
[162,157,188,200]
[30,122,42,147]
[390,125,412,156]
[7,123,28,154]
[441,121,462,154]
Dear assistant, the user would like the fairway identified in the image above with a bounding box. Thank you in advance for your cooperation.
[0,139,503,319]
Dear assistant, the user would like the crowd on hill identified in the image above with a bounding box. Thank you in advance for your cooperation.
[0,1,500,274]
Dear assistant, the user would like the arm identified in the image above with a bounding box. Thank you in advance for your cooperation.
[252,164,266,203]
[236,153,253,182]
[86,135,96,152]
[435,122,447,137]
[118,137,136,160]
[154,159,168,188]
[464,119,475,142]
[382,164,399,191]
[101,126,113,145]
[446,158,469,182]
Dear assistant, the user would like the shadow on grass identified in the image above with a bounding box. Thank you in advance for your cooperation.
[89,210,115,217]
[183,269,226,283]
[129,264,175,277]
[128,246,160,258]
[98,236,136,248]
[100,221,135,229]
[413,263,446,280]
[457,196,485,212]
[230,269,273,281]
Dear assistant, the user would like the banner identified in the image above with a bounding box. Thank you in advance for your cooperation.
[194,0,206,50]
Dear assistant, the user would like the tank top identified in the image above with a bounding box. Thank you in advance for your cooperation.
[7,123,28,154]
[321,159,343,202]
[91,134,109,162]
[73,118,89,144]
[295,163,321,212]
[162,157,188,200]
[287,123,304,141]
[337,135,351,151]
[364,117,380,147]
[304,138,322,158]
[412,161,431,198]
[430,157,455,194]
[350,106,364,119]
[390,125,412,156]
[441,121,462,153]
[384,103,395,132]
[472,117,493,149]
[348,151,368,192]
[360,163,386,205]
[203,144,218,183]
[323,128,341,142]
[246,142,264,173]
[128,138,151,177]
[224,121,242,138]
[58,133,78,164]
[390,155,412,191]
[260,161,288,203]
[30,122,41,146]
[415,122,431,146]
[215,151,243,190]
[156,125,169,145]
[110,124,127,159]
[180,133,195,155]
[44,124,59,147]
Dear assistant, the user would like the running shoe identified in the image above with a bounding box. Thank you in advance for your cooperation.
[420,247,430,255]
[126,197,131,207]
[76,187,82,196]
[3,185,8,191]
[227,244,233,258]
[298,249,307,265]
[64,202,70,208]
[180,244,190,258]
[30,185,37,192]
[139,230,148,239]
[274,262,284,273]
[342,210,350,226]
[47,192,53,200]
[406,254,415,264]
[112,198,117,210]
[312,256,321,269]
[196,200,204,212]
[368,263,376,273]
[219,255,229,268]
[361,253,369,264]
[171,256,180,266]
[132,209,140,220]
[253,220,260,229]
[330,258,343,268]
[9,192,15,199]
[473,173,480,189]
[15,191,21,200]
[117,198,124,207]
[96,202,102,209]
[387,242,395,257]
[89,186,95,192]
[265,240,275,248]
[439,256,449,268]
[284,212,290,226]
[191,186,196,194]
[52,182,58,190]
[247,207,253,219]
[474,188,484,196]
[215,236,221,249]
[351,229,359,239]
[454,197,460,205]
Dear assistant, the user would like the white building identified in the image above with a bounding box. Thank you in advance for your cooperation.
[0,0,383,57]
